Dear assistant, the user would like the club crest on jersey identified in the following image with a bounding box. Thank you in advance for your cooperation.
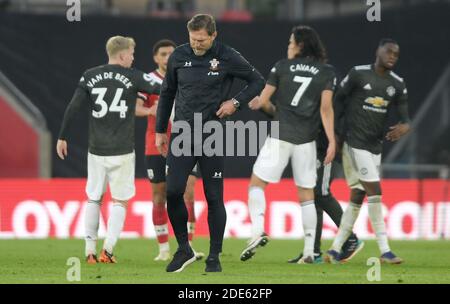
[386,86,396,97]
[209,58,220,71]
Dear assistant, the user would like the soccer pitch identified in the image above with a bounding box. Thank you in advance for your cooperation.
[1,238,449,284]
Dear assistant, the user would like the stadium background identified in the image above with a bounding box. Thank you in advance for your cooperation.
[0,0,449,241]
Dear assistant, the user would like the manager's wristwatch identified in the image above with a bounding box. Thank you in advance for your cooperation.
[232,98,240,109]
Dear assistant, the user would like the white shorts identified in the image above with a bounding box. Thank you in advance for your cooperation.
[342,142,381,190]
[86,152,136,201]
[252,137,317,188]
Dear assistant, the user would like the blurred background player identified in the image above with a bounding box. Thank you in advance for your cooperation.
[325,38,410,264]
[135,39,204,261]
[241,25,336,264]
[56,36,160,264]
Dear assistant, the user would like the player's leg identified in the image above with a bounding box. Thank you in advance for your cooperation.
[184,167,205,260]
[165,146,197,272]
[84,152,108,264]
[241,137,291,261]
[326,143,365,263]
[315,154,363,262]
[197,154,226,272]
[288,151,325,264]
[359,154,402,264]
[292,141,317,264]
[101,152,136,263]
[146,155,171,261]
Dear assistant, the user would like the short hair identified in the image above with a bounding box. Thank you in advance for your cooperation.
[152,39,177,56]
[187,14,216,35]
[291,25,327,63]
[379,38,399,47]
[106,36,135,58]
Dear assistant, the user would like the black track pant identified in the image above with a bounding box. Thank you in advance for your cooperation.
[165,135,226,255]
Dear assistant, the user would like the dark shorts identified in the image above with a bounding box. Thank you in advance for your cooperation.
[145,155,200,183]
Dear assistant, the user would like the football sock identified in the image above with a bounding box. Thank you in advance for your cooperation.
[85,200,101,256]
[248,186,266,238]
[103,203,126,254]
[152,202,169,251]
[331,202,361,252]
[301,200,317,258]
[368,195,390,254]
[186,200,196,242]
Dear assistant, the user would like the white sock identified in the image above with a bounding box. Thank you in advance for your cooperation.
[301,200,317,258]
[85,200,101,256]
[332,202,361,252]
[103,203,126,254]
[248,186,266,238]
[159,242,170,252]
[368,195,390,254]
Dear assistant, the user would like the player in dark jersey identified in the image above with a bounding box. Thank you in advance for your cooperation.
[135,39,204,261]
[240,25,336,264]
[325,38,410,264]
[56,36,160,264]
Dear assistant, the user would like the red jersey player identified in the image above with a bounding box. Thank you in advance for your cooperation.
[136,39,204,261]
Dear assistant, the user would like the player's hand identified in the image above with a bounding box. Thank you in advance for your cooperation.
[248,96,262,110]
[216,100,237,118]
[385,123,410,141]
[156,133,168,157]
[56,139,68,160]
[324,141,336,165]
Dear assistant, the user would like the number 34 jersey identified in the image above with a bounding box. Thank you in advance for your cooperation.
[58,64,160,156]
[267,57,336,145]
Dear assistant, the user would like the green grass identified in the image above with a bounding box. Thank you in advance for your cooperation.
[0,238,449,284]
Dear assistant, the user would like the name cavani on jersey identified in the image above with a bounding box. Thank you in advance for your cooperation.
[289,64,319,75]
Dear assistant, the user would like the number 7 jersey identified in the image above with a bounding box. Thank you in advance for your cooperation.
[58,64,160,156]
[267,57,336,145]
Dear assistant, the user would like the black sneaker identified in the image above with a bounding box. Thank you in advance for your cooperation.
[205,255,222,272]
[166,247,196,273]
[339,234,364,263]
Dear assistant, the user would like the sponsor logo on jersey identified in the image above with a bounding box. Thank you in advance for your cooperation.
[363,97,389,113]
[363,83,372,90]
[213,172,222,179]
[209,58,220,71]
[386,86,396,97]
[184,61,192,67]
[360,168,368,175]
[364,96,389,107]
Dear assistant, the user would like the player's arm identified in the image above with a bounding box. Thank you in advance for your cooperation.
[321,89,336,165]
[386,85,411,141]
[217,49,265,118]
[155,55,177,156]
[248,61,280,117]
[56,86,88,160]
[248,84,277,117]
[135,93,157,117]
[334,68,355,146]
